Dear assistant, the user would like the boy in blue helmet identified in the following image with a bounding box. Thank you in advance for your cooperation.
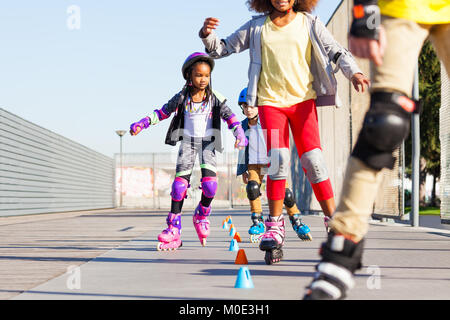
[236,88,312,245]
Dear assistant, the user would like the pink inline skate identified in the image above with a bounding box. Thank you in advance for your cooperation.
[157,213,182,251]
[259,215,286,265]
[193,204,211,246]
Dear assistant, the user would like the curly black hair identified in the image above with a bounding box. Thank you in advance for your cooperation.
[246,0,318,14]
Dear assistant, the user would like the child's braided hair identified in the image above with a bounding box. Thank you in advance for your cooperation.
[183,60,213,103]
[181,53,215,103]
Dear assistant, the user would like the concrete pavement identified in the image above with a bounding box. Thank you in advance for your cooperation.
[0,208,449,300]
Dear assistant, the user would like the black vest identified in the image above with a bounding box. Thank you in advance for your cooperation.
[165,90,225,152]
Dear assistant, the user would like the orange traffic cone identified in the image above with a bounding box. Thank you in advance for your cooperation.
[233,232,242,243]
[229,224,236,237]
[235,249,248,265]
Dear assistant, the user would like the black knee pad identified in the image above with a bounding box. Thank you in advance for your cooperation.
[284,188,296,208]
[246,180,261,201]
[352,91,418,170]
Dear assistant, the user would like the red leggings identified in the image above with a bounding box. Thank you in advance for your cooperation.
[258,99,334,201]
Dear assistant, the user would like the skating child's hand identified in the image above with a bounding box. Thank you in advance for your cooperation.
[129,117,150,136]
[235,139,247,150]
[242,172,249,184]
[351,73,371,93]
[201,17,220,37]
[349,25,386,67]
[234,126,248,150]
[349,2,386,67]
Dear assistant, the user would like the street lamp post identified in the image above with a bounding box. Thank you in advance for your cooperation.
[116,130,127,207]
[411,66,420,227]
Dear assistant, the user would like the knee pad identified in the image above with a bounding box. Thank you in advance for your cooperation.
[246,180,261,201]
[352,91,417,170]
[283,188,296,208]
[267,148,290,180]
[200,176,217,198]
[171,177,189,202]
[300,148,329,184]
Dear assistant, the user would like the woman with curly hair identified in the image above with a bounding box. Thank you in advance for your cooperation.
[199,0,370,265]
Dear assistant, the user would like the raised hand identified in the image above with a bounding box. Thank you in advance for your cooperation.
[201,17,220,37]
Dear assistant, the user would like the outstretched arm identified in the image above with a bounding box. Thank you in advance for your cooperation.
[129,91,183,136]
[129,106,170,136]
[313,16,371,92]
[349,0,386,66]
[199,17,251,59]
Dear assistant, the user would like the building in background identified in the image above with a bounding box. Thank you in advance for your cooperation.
[0,108,114,216]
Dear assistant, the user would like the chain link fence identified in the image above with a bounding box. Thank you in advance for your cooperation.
[440,63,450,224]
[114,151,267,210]
[373,148,405,218]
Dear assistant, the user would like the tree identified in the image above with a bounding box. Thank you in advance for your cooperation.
[405,41,441,206]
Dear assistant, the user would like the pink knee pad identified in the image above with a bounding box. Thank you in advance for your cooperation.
[200,176,217,198]
[171,177,189,202]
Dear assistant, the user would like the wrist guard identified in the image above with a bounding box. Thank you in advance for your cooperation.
[130,116,150,136]
[350,0,380,40]
[234,125,248,148]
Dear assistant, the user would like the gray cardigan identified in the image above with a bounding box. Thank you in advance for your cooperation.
[200,12,362,108]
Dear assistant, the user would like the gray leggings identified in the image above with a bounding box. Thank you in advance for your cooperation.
[171,137,217,213]
[175,137,217,178]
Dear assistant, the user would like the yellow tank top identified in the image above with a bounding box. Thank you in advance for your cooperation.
[257,13,316,108]
[379,0,450,24]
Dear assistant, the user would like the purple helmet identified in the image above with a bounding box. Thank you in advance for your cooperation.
[182,52,215,80]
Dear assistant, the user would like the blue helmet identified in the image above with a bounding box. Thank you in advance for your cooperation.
[238,88,248,105]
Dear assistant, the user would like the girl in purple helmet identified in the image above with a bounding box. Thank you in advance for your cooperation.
[129,52,248,251]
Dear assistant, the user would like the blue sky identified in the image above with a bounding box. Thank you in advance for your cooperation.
[0,0,342,158]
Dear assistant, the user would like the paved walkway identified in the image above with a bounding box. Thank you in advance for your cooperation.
[0,208,449,300]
